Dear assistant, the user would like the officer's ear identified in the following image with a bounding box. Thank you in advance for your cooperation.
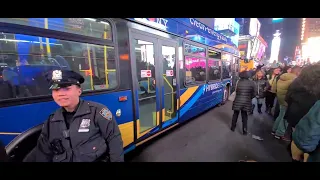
[76,85,82,95]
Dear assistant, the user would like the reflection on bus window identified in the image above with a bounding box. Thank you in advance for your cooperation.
[0,18,112,40]
[232,57,239,74]
[134,39,156,98]
[208,50,221,59]
[178,47,183,68]
[0,32,117,101]
[185,56,206,85]
[208,59,221,81]
[184,43,206,57]
[162,45,176,92]
[222,61,231,79]
[178,46,185,88]
[221,53,232,79]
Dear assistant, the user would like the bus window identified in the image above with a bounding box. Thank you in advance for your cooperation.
[221,52,232,79]
[178,45,185,88]
[222,61,231,79]
[185,57,206,84]
[0,32,117,101]
[208,59,221,81]
[184,43,206,85]
[0,18,112,41]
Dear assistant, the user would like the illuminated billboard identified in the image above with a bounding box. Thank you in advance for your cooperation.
[270,30,281,62]
[249,18,261,37]
[230,21,240,46]
[214,18,239,47]
[214,18,237,36]
[257,43,266,59]
[302,37,320,63]
[294,46,301,61]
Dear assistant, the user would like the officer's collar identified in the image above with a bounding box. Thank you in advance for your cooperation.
[62,99,82,113]
[73,100,92,118]
[51,99,91,122]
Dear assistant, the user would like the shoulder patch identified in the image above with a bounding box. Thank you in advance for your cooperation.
[99,108,113,120]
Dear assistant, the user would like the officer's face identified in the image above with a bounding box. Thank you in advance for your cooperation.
[52,85,82,108]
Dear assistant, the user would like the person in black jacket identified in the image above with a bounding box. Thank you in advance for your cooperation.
[251,70,269,114]
[284,64,320,138]
[265,67,281,115]
[231,71,257,135]
[25,70,124,162]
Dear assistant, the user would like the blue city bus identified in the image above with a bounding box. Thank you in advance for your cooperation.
[0,18,239,161]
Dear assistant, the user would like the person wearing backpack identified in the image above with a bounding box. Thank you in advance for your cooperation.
[272,66,302,141]
[285,64,320,147]
[291,100,320,162]
[273,66,292,119]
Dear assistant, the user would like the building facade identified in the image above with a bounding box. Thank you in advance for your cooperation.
[237,18,267,63]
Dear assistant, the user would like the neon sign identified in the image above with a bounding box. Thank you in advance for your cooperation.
[189,18,227,42]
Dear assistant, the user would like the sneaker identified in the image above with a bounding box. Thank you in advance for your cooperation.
[271,131,275,135]
[281,136,291,142]
[274,135,281,139]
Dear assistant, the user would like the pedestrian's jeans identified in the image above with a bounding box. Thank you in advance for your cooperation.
[256,98,264,104]
[272,105,288,136]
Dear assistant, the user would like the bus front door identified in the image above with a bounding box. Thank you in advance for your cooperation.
[129,29,179,143]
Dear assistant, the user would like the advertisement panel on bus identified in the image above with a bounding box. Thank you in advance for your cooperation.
[129,18,239,55]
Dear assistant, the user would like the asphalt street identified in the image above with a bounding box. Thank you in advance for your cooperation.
[126,100,292,162]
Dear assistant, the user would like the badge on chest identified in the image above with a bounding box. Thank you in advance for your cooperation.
[78,119,91,132]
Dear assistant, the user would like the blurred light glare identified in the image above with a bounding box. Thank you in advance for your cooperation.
[270,31,281,62]
[302,37,320,63]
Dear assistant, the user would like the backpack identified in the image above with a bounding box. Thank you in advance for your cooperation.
[293,100,320,154]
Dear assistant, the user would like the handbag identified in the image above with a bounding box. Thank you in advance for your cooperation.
[228,80,239,101]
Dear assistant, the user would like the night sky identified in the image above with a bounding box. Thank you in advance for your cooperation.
[258,18,300,62]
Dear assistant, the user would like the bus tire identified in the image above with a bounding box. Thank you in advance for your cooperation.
[5,124,42,162]
[221,85,230,105]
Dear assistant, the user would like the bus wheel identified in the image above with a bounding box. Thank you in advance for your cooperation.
[221,86,229,105]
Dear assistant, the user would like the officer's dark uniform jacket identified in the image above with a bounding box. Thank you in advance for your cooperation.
[34,100,124,162]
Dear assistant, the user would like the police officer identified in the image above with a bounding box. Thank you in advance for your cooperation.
[29,70,124,162]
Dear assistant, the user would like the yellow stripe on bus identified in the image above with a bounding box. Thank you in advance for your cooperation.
[179,86,199,107]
